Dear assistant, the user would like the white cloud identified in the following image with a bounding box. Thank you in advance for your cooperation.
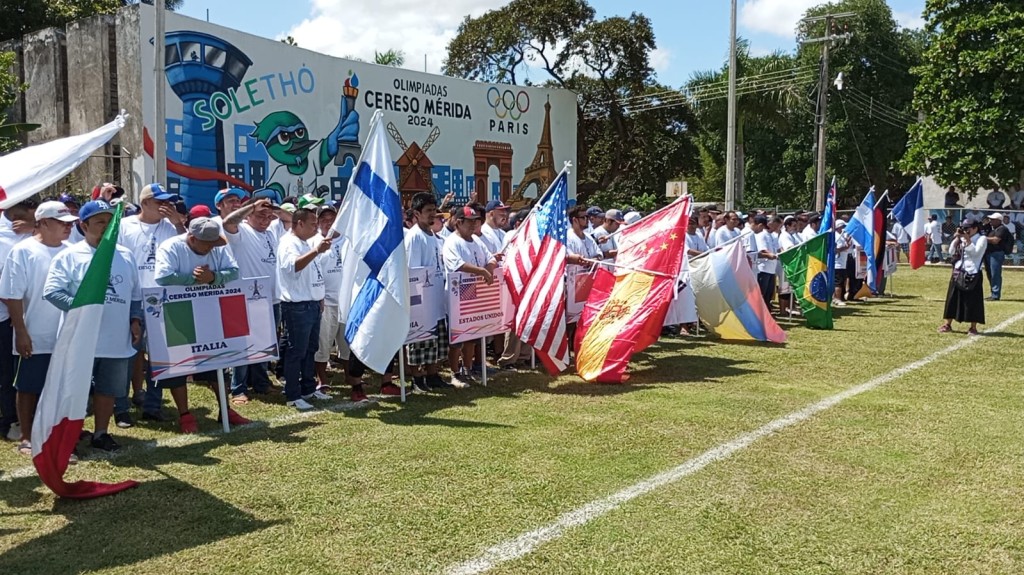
[739,0,818,38]
[893,10,925,30]
[650,47,671,74]
[285,0,508,74]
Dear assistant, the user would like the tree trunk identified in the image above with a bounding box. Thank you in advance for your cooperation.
[736,113,746,206]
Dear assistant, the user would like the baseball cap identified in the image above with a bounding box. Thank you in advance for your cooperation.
[987,212,1004,220]
[279,203,296,214]
[251,188,282,207]
[214,188,249,205]
[961,217,979,228]
[297,193,325,209]
[456,205,482,220]
[585,206,604,217]
[624,211,641,225]
[139,183,180,203]
[189,205,213,219]
[318,203,338,215]
[783,215,797,224]
[188,217,228,246]
[91,183,124,200]
[58,193,80,207]
[35,200,79,222]
[605,209,625,223]
[835,219,847,228]
[485,200,509,212]
[807,211,822,222]
[753,214,769,225]
[78,200,116,222]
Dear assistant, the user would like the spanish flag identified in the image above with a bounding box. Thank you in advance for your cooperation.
[778,232,834,329]
[575,197,691,382]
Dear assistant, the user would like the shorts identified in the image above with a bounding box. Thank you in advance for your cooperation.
[315,304,350,362]
[406,319,450,365]
[91,357,132,397]
[13,354,52,394]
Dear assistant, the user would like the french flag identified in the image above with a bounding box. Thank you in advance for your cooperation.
[891,179,926,269]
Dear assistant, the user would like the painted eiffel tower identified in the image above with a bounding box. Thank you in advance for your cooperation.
[509,96,556,209]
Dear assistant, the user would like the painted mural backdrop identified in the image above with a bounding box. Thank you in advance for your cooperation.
[137,5,578,210]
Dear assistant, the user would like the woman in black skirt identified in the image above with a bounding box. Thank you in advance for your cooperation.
[940,218,987,335]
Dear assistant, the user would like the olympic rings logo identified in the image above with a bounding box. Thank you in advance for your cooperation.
[487,87,530,121]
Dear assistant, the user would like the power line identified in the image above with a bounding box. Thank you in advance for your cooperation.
[837,91,873,185]
[843,89,916,125]
[845,87,916,122]
[843,96,908,130]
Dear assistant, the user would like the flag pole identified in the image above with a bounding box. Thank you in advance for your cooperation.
[216,369,230,433]
[499,162,572,256]
[399,346,406,403]
[688,230,753,262]
[579,258,679,279]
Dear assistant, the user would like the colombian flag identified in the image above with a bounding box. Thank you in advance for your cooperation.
[575,197,691,383]
[779,232,834,329]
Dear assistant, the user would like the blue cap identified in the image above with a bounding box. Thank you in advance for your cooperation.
[140,183,179,203]
[79,200,116,222]
[485,200,509,212]
[58,193,80,206]
[214,188,249,205]
[585,206,603,217]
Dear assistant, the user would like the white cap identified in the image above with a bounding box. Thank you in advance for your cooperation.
[35,200,79,222]
[624,211,642,225]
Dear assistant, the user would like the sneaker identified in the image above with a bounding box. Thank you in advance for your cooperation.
[831,298,847,307]
[937,324,952,334]
[303,390,332,401]
[6,423,21,442]
[141,410,168,422]
[350,385,369,402]
[426,373,450,388]
[460,370,479,384]
[470,365,498,378]
[114,412,134,429]
[90,433,121,452]
[220,408,251,426]
[380,383,402,397]
[985,296,999,301]
[68,448,79,465]
[287,398,315,411]
[179,412,198,434]
[449,374,470,389]
[411,381,431,394]
[967,327,980,336]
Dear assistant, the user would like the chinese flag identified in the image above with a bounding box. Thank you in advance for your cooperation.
[575,197,691,383]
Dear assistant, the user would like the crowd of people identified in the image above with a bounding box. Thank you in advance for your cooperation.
[0,183,1013,459]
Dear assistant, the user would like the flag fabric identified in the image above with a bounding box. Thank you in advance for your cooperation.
[891,179,926,269]
[457,275,502,315]
[575,196,691,382]
[870,193,892,291]
[504,170,570,374]
[331,110,409,373]
[779,232,834,329]
[845,188,879,292]
[689,240,787,343]
[163,295,250,346]
[0,114,126,209]
[820,178,837,296]
[32,203,139,499]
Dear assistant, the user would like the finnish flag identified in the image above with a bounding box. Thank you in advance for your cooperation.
[331,110,410,373]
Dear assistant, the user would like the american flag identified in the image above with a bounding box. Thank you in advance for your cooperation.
[458,277,502,314]
[505,170,570,374]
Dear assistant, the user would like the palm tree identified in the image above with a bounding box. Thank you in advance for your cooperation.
[374,49,405,67]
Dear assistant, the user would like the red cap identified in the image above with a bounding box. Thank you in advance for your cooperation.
[189,205,213,218]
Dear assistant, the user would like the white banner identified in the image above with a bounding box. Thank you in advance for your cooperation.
[406,267,439,344]
[884,244,899,276]
[143,278,278,380]
[448,268,506,345]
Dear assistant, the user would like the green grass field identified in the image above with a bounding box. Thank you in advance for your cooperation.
[1,266,1022,574]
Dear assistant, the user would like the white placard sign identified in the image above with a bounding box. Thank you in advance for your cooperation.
[448,268,507,344]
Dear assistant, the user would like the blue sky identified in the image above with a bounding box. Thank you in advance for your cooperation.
[177,0,926,89]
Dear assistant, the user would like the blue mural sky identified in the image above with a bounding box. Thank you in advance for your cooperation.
[178,0,926,90]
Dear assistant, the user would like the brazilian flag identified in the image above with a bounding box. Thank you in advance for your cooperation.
[779,232,834,329]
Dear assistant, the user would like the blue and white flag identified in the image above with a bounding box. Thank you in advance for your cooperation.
[331,110,409,373]
[845,187,877,288]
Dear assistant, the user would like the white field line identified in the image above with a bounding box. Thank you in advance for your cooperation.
[445,311,1024,575]
[0,397,381,481]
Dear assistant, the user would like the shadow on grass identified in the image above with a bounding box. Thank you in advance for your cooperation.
[0,474,277,575]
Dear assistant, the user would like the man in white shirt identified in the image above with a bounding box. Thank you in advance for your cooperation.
[800,212,821,241]
[44,201,142,452]
[404,192,450,390]
[0,201,75,454]
[591,209,624,264]
[442,204,496,388]
[310,203,352,393]
[153,217,246,433]
[925,214,944,263]
[117,183,184,424]
[564,205,603,347]
[1009,184,1024,210]
[833,220,853,306]
[751,215,780,310]
[986,186,1006,209]
[0,199,36,442]
[585,206,604,235]
[714,211,743,247]
[278,208,331,410]
[223,197,283,401]
[479,200,509,256]
[213,188,248,224]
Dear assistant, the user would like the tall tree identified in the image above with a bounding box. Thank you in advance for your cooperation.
[1,0,183,41]
[902,1,1024,195]
[444,0,697,206]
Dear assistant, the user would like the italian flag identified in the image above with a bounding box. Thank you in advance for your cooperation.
[31,203,139,498]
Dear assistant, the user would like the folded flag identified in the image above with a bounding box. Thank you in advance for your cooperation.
[845,189,879,291]
[779,232,834,329]
[891,179,926,269]
[689,240,786,343]
[332,110,410,373]
[575,196,691,382]
[32,203,139,498]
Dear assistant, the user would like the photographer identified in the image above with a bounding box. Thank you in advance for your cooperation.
[939,219,986,335]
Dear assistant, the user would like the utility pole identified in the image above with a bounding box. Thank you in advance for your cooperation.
[724,0,738,211]
[801,12,854,212]
[154,0,167,187]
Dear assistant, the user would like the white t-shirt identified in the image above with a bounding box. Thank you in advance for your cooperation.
[686,232,709,254]
[310,232,344,306]
[44,241,141,358]
[925,220,942,244]
[154,235,238,283]
[118,216,180,288]
[68,225,85,244]
[567,230,602,263]
[714,226,741,247]
[834,234,851,270]
[479,223,506,256]
[800,226,820,242]
[986,190,1006,208]
[278,233,325,302]
[779,230,802,250]
[590,226,617,263]
[753,230,779,274]
[226,222,282,303]
[405,225,446,322]
[442,232,493,274]
[1010,190,1024,209]
[268,218,287,240]
[0,239,67,354]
